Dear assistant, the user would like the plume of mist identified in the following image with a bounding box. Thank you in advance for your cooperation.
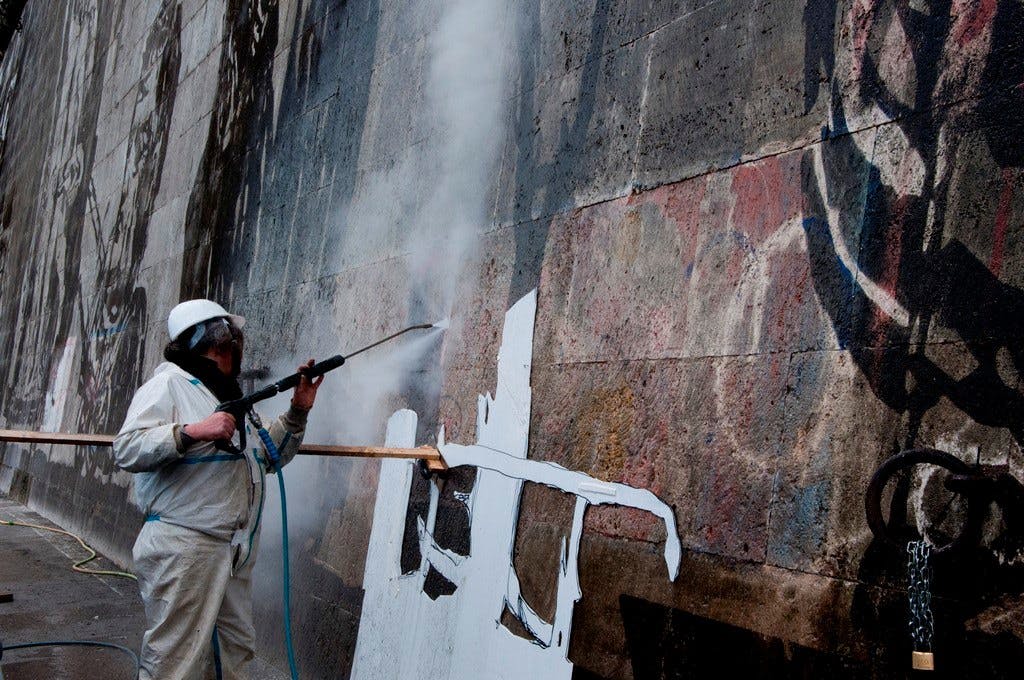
[262,326,446,447]
[411,0,510,305]
[253,326,446,589]
[339,0,513,318]
[253,0,516,619]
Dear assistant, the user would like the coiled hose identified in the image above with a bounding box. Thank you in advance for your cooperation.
[0,519,140,677]
[0,518,137,580]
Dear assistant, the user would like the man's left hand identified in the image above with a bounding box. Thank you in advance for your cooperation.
[291,359,324,410]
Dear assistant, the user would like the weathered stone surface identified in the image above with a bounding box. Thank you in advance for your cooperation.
[528,352,788,563]
[829,0,1024,136]
[569,531,868,678]
[1,1,1022,678]
[633,0,827,190]
[495,27,650,224]
[768,349,899,580]
[535,150,831,364]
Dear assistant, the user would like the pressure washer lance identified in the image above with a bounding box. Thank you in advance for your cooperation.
[214,320,444,680]
[214,321,446,453]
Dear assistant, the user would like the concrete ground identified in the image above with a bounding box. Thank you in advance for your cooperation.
[0,497,290,680]
[0,497,143,679]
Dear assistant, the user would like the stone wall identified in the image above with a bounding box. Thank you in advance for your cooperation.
[0,1,1021,677]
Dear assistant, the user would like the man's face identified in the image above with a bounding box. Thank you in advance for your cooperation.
[201,317,244,377]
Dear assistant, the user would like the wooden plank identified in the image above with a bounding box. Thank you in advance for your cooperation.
[0,429,114,446]
[300,443,446,470]
[0,428,447,470]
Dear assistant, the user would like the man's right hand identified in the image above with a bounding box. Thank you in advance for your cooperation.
[182,412,236,442]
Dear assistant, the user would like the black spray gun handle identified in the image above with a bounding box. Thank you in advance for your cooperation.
[213,354,346,453]
[273,354,345,390]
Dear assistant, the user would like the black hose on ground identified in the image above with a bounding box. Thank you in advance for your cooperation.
[0,639,140,679]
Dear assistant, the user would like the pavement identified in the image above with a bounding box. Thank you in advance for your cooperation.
[0,497,143,679]
[0,497,290,680]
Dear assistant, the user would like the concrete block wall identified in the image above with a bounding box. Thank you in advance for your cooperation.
[0,1,1021,677]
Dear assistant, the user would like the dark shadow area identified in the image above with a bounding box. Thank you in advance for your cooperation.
[800,1,1024,675]
[179,0,281,301]
[617,595,864,680]
[178,2,383,676]
[801,0,1024,446]
[505,0,613,306]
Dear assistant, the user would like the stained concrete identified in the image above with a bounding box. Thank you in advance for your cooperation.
[0,497,143,680]
[0,0,1022,678]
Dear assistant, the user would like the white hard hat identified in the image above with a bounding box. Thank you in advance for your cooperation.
[167,299,246,340]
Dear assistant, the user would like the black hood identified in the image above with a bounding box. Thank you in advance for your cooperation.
[164,349,243,403]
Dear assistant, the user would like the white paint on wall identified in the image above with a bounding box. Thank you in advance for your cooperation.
[809,144,911,327]
[42,337,77,432]
[352,290,680,680]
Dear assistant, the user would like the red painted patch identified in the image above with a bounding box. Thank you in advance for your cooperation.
[645,177,709,351]
[724,244,746,282]
[729,155,802,245]
[862,193,908,346]
[658,175,708,247]
[767,251,813,350]
[878,194,907,300]
[849,0,879,82]
[990,167,1016,277]
[952,0,996,47]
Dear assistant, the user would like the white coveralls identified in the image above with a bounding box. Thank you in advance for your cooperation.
[115,362,304,680]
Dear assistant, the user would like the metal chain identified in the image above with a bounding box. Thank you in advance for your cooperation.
[906,540,935,651]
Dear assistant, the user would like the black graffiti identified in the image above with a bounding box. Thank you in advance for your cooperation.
[77,0,182,438]
[801,1,1024,675]
[0,3,113,425]
[802,0,1024,446]
[179,0,280,301]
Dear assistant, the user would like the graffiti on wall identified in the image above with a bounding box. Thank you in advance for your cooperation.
[352,291,680,679]
[0,1,182,441]
[0,2,107,427]
[801,0,1024,446]
[799,1,1024,673]
[77,0,182,436]
[179,0,279,302]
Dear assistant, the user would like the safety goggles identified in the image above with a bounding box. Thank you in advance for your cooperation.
[188,317,242,350]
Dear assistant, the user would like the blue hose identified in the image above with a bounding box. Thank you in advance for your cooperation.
[257,427,299,680]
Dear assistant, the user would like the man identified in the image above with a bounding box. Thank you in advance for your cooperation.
[114,299,322,679]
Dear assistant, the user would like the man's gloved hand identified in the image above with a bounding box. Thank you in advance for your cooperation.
[183,412,237,441]
[291,358,324,411]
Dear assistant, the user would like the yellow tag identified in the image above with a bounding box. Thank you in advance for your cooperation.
[912,651,935,671]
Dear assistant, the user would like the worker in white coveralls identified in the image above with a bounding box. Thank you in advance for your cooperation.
[114,299,323,679]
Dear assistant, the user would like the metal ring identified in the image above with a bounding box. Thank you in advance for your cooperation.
[864,448,984,555]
